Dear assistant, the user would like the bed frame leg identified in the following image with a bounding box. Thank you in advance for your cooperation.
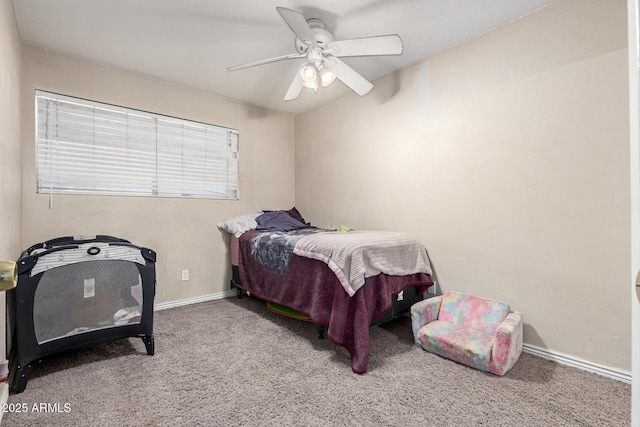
[231,280,243,299]
[318,325,326,340]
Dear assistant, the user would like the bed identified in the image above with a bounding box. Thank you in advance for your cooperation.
[220,210,434,374]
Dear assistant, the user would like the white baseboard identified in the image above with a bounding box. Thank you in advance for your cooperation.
[153,293,632,385]
[523,344,631,384]
[154,290,237,311]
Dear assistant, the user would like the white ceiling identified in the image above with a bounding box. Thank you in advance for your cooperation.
[12,0,556,114]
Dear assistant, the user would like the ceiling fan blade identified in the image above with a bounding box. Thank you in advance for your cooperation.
[284,70,304,101]
[276,7,316,47]
[227,52,305,72]
[326,34,403,57]
[330,57,373,96]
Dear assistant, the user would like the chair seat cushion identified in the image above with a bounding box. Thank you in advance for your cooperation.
[416,320,495,371]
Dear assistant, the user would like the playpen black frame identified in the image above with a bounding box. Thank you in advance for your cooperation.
[7,235,156,394]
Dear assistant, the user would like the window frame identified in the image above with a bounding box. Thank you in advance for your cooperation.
[35,90,239,200]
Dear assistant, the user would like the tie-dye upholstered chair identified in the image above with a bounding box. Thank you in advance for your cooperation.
[410,291,523,375]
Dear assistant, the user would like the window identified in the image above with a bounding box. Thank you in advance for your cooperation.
[35,90,239,199]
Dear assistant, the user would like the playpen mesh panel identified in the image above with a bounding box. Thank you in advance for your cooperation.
[33,260,143,344]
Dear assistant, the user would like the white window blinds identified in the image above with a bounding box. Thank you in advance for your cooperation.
[35,90,239,199]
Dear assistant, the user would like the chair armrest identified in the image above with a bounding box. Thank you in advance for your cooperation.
[410,296,443,345]
[489,311,523,375]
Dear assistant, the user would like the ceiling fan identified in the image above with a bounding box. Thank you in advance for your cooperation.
[227,7,404,101]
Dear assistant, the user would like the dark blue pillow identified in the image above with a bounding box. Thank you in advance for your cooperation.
[261,207,309,226]
[256,211,308,232]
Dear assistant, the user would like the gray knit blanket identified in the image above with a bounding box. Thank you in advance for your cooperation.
[293,230,432,296]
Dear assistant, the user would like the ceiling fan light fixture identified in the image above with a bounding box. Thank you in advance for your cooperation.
[318,65,337,87]
[302,80,318,90]
[300,62,317,83]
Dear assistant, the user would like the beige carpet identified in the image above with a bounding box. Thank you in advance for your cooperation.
[3,296,631,426]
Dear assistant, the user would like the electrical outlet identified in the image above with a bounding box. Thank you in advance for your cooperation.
[181,269,189,281]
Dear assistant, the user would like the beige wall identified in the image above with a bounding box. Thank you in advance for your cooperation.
[0,0,23,359]
[295,0,631,371]
[21,46,295,304]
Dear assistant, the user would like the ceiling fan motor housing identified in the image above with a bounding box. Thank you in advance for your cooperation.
[295,18,334,53]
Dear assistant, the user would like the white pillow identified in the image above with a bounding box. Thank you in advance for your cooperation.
[217,212,262,237]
